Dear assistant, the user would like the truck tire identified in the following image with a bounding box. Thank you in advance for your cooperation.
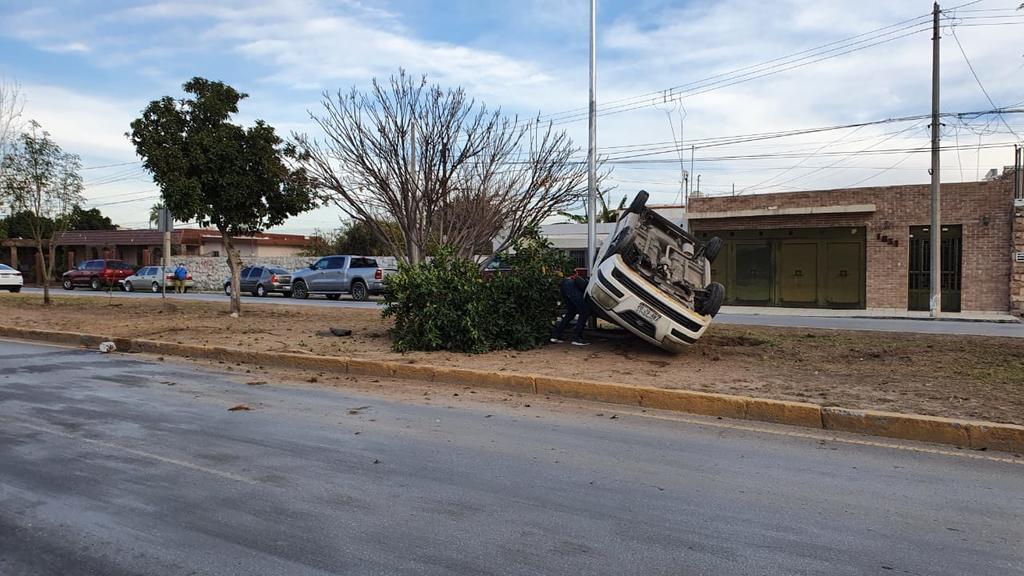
[63,278,74,290]
[351,280,368,302]
[703,236,724,263]
[628,190,649,214]
[696,282,725,318]
[292,280,309,300]
[90,277,101,291]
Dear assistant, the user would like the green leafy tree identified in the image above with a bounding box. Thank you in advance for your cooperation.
[3,210,55,239]
[0,121,84,304]
[129,77,313,316]
[67,206,116,230]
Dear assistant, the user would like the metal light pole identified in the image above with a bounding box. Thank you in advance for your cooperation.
[929,2,942,318]
[586,0,597,276]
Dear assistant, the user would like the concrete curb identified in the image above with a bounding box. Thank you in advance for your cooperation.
[2,325,1021,454]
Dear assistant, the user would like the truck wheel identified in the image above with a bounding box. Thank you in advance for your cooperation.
[696,282,725,318]
[63,278,74,290]
[628,190,649,214]
[351,281,368,302]
[10,286,20,293]
[90,277,101,291]
[292,281,309,300]
[255,284,267,297]
[224,283,232,296]
[703,236,724,263]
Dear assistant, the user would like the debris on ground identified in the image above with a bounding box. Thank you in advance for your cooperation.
[246,380,266,386]
[228,404,251,411]
[317,327,353,337]
[98,341,117,353]
[347,406,370,415]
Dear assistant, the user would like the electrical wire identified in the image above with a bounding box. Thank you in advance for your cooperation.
[947,21,1022,142]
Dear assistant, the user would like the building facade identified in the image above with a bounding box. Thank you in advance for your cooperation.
[542,172,1023,315]
[687,174,1020,314]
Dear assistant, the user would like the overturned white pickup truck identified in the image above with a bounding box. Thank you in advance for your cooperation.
[585,191,725,352]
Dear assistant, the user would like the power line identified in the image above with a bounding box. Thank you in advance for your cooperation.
[947,20,1022,142]
[537,11,937,123]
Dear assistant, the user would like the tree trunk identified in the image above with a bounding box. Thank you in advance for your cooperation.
[224,233,243,316]
[44,241,56,305]
[37,244,50,305]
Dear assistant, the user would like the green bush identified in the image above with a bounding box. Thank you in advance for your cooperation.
[382,231,571,353]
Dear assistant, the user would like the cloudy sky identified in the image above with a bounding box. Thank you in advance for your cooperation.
[1,0,1021,232]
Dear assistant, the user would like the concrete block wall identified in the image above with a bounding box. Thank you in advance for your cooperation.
[169,255,399,292]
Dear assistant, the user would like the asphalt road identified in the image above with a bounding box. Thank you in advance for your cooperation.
[1,340,1021,575]
[17,286,1024,337]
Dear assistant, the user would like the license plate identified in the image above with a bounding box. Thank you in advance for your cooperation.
[636,302,661,323]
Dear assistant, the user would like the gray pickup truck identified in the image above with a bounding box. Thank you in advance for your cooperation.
[290,255,392,301]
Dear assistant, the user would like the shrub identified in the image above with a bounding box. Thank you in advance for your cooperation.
[382,230,571,353]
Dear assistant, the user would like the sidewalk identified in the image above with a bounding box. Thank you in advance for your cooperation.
[720,306,1020,323]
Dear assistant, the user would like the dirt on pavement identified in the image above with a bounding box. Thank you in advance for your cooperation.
[1,294,1022,425]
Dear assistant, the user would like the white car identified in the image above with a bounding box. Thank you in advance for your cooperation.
[0,264,23,292]
[586,191,724,352]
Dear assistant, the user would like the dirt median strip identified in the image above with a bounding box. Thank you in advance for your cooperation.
[1,324,1020,455]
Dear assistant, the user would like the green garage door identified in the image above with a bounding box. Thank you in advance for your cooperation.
[733,242,772,304]
[698,227,865,309]
[779,241,818,306]
[826,242,862,307]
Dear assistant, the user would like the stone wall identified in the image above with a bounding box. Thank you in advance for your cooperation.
[1012,196,1024,316]
[171,255,399,292]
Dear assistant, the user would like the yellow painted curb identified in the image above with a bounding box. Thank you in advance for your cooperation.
[534,375,640,405]
[0,325,1021,454]
[822,407,971,447]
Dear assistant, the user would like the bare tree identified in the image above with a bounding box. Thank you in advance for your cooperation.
[293,70,592,265]
[0,79,25,208]
[0,121,84,304]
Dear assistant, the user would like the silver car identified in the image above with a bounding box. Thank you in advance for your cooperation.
[122,266,194,293]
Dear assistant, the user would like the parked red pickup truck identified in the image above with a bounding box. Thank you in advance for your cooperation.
[62,259,135,291]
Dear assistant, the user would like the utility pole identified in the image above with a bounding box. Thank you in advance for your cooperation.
[929,2,942,318]
[586,0,598,278]
[689,145,695,197]
[158,207,172,301]
[696,174,701,197]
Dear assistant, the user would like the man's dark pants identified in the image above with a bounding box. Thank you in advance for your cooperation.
[552,279,590,342]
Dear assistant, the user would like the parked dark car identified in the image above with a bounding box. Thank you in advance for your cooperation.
[223,266,292,297]
[62,259,135,291]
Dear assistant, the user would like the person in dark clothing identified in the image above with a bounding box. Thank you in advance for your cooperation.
[550,273,591,346]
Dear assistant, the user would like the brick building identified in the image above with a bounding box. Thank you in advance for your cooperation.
[685,172,1022,315]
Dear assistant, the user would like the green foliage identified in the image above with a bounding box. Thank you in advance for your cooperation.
[129,77,313,238]
[67,206,116,230]
[383,229,570,353]
[2,210,54,239]
[483,231,572,350]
